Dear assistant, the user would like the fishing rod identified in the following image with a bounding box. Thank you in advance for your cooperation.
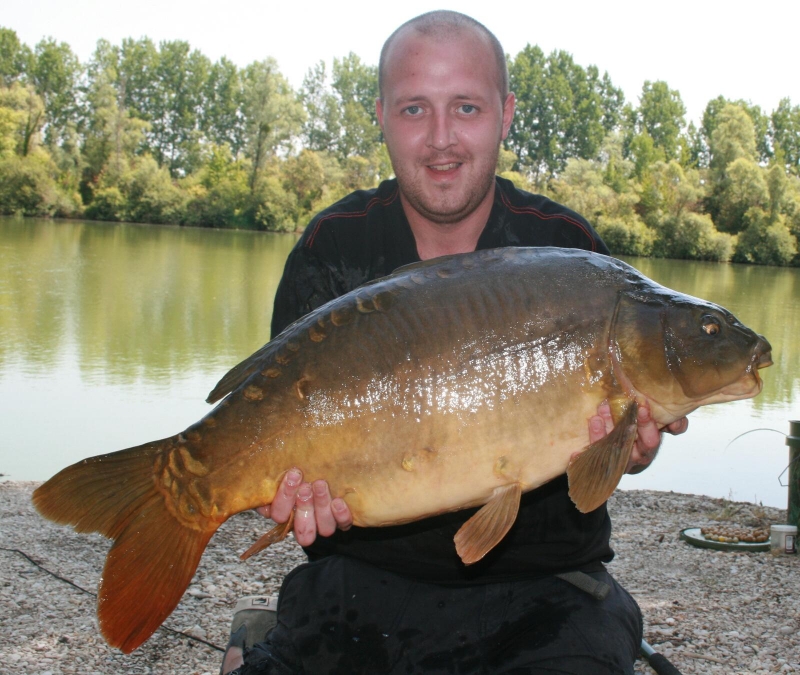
[641,639,683,675]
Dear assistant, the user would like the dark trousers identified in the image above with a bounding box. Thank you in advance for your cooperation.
[237,555,642,675]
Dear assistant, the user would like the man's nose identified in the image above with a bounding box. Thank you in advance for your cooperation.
[427,110,456,150]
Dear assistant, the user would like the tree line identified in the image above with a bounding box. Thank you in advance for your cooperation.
[1,27,798,265]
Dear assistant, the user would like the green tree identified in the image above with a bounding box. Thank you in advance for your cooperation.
[714,157,769,233]
[705,104,766,233]
[117,37,160,124]
[241,58,304,191]
[771,98,800,176]
[0,27,32,85]
[299,61,341,154]
[331,53,380,158]
[202,57,244,156]
[282,149,325,214]
[631,80,686,161]
[149,40,210,175]
[507,45,623,182]
[734,208,797,265]
[702,96,771,164]
[183,144,250,229]
[29,37,82,148]
[300,54,380,160]
[0,82,45,157]
[550,149,654,256]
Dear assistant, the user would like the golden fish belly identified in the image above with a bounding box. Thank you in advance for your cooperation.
[198,332,612,528]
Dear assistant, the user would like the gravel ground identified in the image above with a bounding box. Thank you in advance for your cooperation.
[1,481,797,674]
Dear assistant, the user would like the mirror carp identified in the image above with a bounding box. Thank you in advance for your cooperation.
[33,247,772,652]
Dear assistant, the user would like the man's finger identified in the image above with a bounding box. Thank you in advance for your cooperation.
[635,404,661,453]
[331,497,353,531]
[312,480,337,537]
[269,468,303,524]
[588,415,606,444]
[587,401,613,444]
[293,483,317,547]
[665,417,689,436]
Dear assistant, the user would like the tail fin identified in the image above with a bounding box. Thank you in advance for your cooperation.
[32,443,218,653]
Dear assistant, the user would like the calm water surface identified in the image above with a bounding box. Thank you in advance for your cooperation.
[1,217,798,508]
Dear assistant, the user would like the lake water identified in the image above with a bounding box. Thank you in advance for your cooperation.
[1,217,798,508]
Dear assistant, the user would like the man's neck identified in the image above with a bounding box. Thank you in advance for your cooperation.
[401,184,496,261]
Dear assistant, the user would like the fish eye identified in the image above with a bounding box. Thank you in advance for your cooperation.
[701,316,721,336]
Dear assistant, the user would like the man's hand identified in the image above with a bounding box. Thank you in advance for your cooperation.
[588,401,688,474]
[255,468,353,547]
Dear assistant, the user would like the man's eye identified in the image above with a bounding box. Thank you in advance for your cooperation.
[404,105,422,116]
[459,104,476,114]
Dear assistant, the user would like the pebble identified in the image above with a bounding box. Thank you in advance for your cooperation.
[2,482,799,674]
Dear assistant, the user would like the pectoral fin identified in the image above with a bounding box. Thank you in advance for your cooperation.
[567,400,638,513]
[240,510,295,561]
[454,482,522,565]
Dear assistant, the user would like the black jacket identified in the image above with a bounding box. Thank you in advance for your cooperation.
[270,176,614,583]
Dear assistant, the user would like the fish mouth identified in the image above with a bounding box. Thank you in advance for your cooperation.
[755,336,773,370]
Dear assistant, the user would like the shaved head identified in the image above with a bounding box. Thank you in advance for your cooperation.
[379,10,508,102]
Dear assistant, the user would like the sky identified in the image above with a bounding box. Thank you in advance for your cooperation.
[4,0,799,126]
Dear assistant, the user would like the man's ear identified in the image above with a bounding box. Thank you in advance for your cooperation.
[376,97,385,133]
[501,92,516,140]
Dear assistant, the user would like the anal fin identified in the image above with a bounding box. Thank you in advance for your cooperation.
[454,483,522,565]
[240,510,295,561]
[568,400,638,513]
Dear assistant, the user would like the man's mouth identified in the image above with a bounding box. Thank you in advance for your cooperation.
[428,162,461,171]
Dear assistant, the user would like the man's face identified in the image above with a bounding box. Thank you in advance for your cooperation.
[376,29,515,225]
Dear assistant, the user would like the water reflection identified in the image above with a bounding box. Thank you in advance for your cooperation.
[0,217,296,379]
[0,217,297,483]
[1,219,797,507]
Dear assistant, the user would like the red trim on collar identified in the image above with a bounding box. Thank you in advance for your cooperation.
[306,187,400,248]
[498,190,597,252]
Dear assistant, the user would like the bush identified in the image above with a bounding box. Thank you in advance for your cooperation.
[84,185,126,221]
[595,215,656,256]
[0,153,77,216]
[733,209,797,265]
[123,156,187,225]
[184,178,250,229]
[250,174,298,232]
[653,212,734,261]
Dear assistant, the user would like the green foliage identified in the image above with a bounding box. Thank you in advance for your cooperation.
[2,28,799,261]
[709,104,758,170]
[29,37,82,148]
[596,216,656,256]
[653,212,734,261]
[702,96,771,165]
[734,209,797,265]
[632,81,686,161]
[250,173,298,232]
[772,98,800,176]
[299,54,380,160]
[84,185,126,221]
[241,58,304,190]
[550,153,654,256]
[121,156,188,224]
[507,45,623,181]
[0,151,78,216]
[713,157,769,233]
[0,82,45,156]
[0,27,31,85]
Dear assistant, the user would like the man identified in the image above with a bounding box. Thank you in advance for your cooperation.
[223,10,687,674]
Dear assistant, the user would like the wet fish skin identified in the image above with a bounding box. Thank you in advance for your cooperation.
[32,247,772,653]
